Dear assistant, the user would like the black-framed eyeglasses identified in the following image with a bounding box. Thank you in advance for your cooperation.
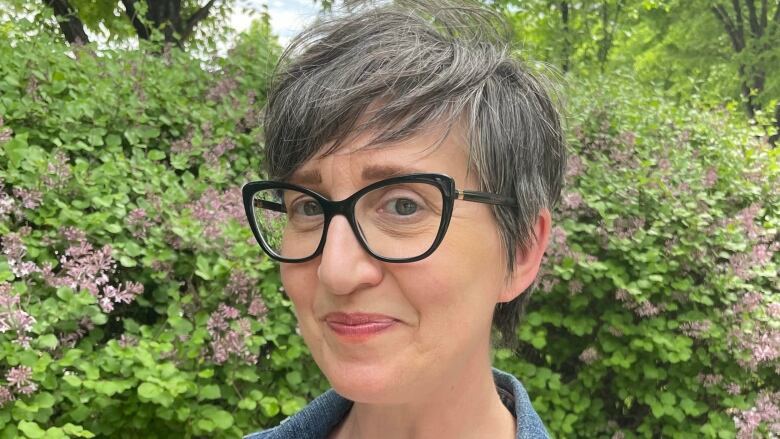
[241,173,516,263]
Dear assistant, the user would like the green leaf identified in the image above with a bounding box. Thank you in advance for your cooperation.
[36,334,58,350]
[17,421,45,439]
[138,382,163,400]
[198,384,221,400]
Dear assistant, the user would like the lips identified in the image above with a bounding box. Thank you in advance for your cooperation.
[324,312,398,340]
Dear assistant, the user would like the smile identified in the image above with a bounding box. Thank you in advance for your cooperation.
[324,312,399,341]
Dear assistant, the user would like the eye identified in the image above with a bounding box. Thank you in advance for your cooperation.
[384,198,419,216]
[290,198,322,217]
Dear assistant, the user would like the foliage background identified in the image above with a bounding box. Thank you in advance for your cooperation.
[0,1,778,438]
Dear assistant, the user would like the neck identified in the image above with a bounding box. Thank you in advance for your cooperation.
[331,358,516,439]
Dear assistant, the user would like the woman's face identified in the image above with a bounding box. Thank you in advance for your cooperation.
[280,126,542,404]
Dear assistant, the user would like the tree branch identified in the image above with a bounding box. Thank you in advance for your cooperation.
[121,0,151,40]
[712,4,744,51]
[745,0,761,36]
[43,0,89,45]
[732,0,745,40]
[773,0,780,23]
[181,0,217,42]
[759,0,768,29]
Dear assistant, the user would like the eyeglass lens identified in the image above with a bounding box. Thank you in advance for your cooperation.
[251,182,445,260]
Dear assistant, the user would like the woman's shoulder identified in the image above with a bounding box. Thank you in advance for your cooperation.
[245,369,549,439]
[243,389,353,439]
[492,368,551,439]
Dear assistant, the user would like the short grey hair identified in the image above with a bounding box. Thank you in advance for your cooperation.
[263,0,566,347]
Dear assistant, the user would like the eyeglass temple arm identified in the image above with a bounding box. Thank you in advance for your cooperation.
[455,190,517,206]
[253,199,286,212]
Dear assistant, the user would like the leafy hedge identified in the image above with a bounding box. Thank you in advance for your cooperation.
[0,22,327,439]
[494,77,779,438]
[1,22,778,439]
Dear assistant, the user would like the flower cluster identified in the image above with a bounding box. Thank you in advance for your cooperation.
[579,347,600,365]
[0,282,36,346]
[1,366,37,404]
[732,391,780,439]
[187,188,244,244]
[40,232,144,313]
[204,138,237,166]
[42,151,71,189]
[614,289,665,318]
[127,208,154,239]
[206,304,257,365]
[679,320,712,339]
[2,232,39,278]
[0,116,12,143]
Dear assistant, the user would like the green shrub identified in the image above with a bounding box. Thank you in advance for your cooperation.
[1,22,778,439]
[0,23,326,439]
[494,76,779,438]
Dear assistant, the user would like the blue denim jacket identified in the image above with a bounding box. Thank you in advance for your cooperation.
[244,368,550,439]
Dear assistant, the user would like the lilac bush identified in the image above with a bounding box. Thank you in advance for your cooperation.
[494,76,779,437]
[0,19,325,439]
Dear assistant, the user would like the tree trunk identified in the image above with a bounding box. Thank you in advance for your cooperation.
[43,0,89,45]
[559,1,571,73]
[121,0,217,48]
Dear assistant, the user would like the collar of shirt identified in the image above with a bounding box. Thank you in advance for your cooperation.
[245,368,550,439]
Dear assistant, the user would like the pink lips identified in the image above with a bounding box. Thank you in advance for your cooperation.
[324,312,398,341]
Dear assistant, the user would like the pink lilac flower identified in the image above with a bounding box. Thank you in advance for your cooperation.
[218,303,240,320]
[578,347,600,365]
[5,366,32,389]
[565,155,583,178]
[726,383,742,395]
[561,192,583,210]
[733,391,780,439]
[16,383,37,395]
[42,151,71,189]
[0,116,12,143]
[187,188,244,243]
[206,77,238,101]
[226,271,254,304]
[12,188,42,210]
[127,208,154,239]
[767,303,780,319]
[118,334,138,348]
[46,242,115,297]
[680,320,712,339]
[0,283,36,336]
[0,386,14,406]
[568,280,583,295]
[703,167,718,188]
[1,233,39,278]
[248,297,268,318]
[99,282,144,312]
[696,373,722,387]
[204,138,237,166]
[635,301,663,317]
[171,128,194,154]
[0,190,15,219]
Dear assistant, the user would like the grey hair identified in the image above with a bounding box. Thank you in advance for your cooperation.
[263,0,566,348]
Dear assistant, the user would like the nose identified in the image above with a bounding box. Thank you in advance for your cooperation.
[317,216,383,295]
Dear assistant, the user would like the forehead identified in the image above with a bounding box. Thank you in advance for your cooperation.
[288,123,472,188]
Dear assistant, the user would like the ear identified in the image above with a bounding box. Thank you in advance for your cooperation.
[498,208,552,303]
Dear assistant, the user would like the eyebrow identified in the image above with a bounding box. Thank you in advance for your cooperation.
[290,164,421,185]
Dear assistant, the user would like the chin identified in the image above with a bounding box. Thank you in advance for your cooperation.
[319,357,410,404]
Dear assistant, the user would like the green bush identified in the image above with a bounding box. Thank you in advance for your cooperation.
[0,22,326,439]
[494,77,779,438]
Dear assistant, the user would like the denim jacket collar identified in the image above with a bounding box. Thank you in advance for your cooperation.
[245,368,550,439]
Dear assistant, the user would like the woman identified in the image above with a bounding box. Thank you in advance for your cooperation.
[242,1,565,438]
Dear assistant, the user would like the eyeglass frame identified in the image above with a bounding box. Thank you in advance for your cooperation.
[241,173,517,264]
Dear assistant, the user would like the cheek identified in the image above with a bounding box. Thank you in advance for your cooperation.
[280,263,317,312]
